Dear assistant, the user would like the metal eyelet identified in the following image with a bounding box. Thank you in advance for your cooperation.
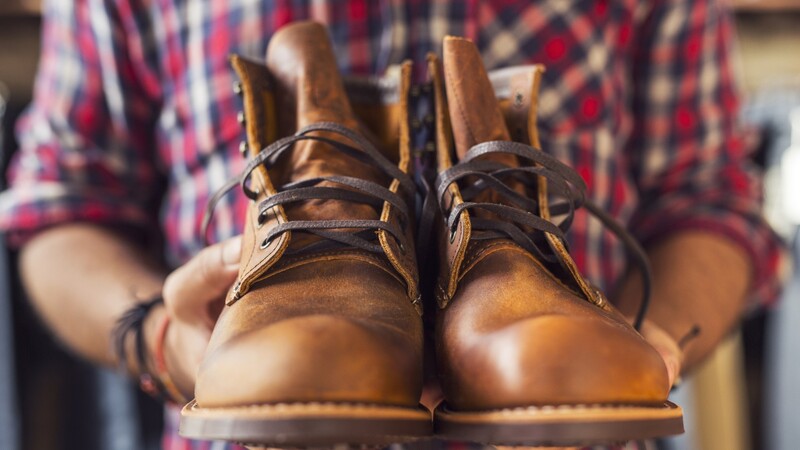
[232,281,242,296]
[260,237,272,249]
[592,289,607,308]
[449,226,458,244]
[246,188,260,203]
[233,82,243,95]
[398,241,406,252]
[239,141,249,156]
[256,211,266,228]
[237,111,246,126]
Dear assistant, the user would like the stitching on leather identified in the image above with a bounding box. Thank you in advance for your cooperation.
[229,57,414,300]
[253,250,406,289]
[460,240,512,269]
[545,232,595,302]
[231,57,290,293]
[188,400,427,412]
[241,204,286,281]
[444,180,470,271]
[431,50,472,294]
[449,402,676,414]
[265,249,391,277]
[457,239,588,296]
[271,249,385,267]
[397,62,412,174]
[380,227,407,273]
[239,207,257,279]
[233,62,259,284]
[270,253,387,274]
[446,210,471,297]
[378,70,419,299]
[456,241,520,283]
[447,222,463,270]
[379,181,417,299]
[533,161,593,302]
[435,282,448,308]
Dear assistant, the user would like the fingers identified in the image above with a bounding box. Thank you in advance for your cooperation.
[640,320,683,387]
[163,235,242,325]
[420,380,444,412]
[166,320,212,397]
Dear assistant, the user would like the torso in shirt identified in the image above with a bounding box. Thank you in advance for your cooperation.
[130,0,645,292]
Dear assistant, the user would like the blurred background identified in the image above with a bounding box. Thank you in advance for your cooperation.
[0,0,798,449]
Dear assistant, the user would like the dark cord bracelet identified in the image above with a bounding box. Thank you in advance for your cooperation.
[112,295,166,399]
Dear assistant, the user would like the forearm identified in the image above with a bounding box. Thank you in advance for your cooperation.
[19,223,167,367]
[615,231,751,372]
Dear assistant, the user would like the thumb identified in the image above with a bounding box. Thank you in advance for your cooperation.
[163,235,242,324]
[640,321,683,388]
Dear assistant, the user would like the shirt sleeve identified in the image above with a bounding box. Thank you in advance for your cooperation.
[625,0,785,308]
[0,0,163,247]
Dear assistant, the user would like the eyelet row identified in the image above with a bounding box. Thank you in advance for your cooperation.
[233,81,248,157]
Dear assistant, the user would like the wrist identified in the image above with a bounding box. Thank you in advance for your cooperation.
[113,295,164,375]
[142,303,168,375]
[113,294,189,403]
[142,302,189,404]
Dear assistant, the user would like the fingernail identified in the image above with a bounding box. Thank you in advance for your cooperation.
[666,357,679,386]
[222,236,242,268]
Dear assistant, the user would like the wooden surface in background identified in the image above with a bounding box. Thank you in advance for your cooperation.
[733,0,800,11]
[1,1,797,16]
[0,0,41,17]
[0,17,40,102]
[736,12,800,93]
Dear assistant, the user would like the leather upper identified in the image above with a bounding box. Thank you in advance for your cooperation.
[433,37,670,410]
[195,22,423,409]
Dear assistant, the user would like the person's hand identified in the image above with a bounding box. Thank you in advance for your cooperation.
[156,235,242,399]
[636,319,683,388]
[420,378,444,412]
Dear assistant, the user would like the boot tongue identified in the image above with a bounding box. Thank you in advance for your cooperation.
[443,36,515,163]
[443,36,520,206]
[264,22,386,247]
[266,21,360,135]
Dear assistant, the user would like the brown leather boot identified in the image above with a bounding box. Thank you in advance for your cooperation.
[179,22,430,446]
[428,37,683,446]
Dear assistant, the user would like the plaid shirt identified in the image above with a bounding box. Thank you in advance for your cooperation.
[0,0,782,449]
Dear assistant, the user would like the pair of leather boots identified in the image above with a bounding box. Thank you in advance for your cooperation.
[180,22,683,448]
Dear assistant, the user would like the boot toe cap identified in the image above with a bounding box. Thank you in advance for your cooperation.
[442,315,670,410]
[196,315,422,408]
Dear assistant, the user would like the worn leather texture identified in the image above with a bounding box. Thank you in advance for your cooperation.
[433,37,669,410]
[195,22,423,409]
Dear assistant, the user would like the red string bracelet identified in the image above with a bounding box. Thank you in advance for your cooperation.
[154,315,189,404]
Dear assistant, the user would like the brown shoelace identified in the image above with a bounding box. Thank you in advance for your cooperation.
[434,140,653,330]
[204,122,416,256]
[205,122,651,330]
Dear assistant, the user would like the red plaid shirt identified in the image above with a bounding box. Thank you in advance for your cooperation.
[0,0,783,449]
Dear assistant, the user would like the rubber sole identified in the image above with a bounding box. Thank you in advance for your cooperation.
[434,401,683,447]
[180,399,432,447]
